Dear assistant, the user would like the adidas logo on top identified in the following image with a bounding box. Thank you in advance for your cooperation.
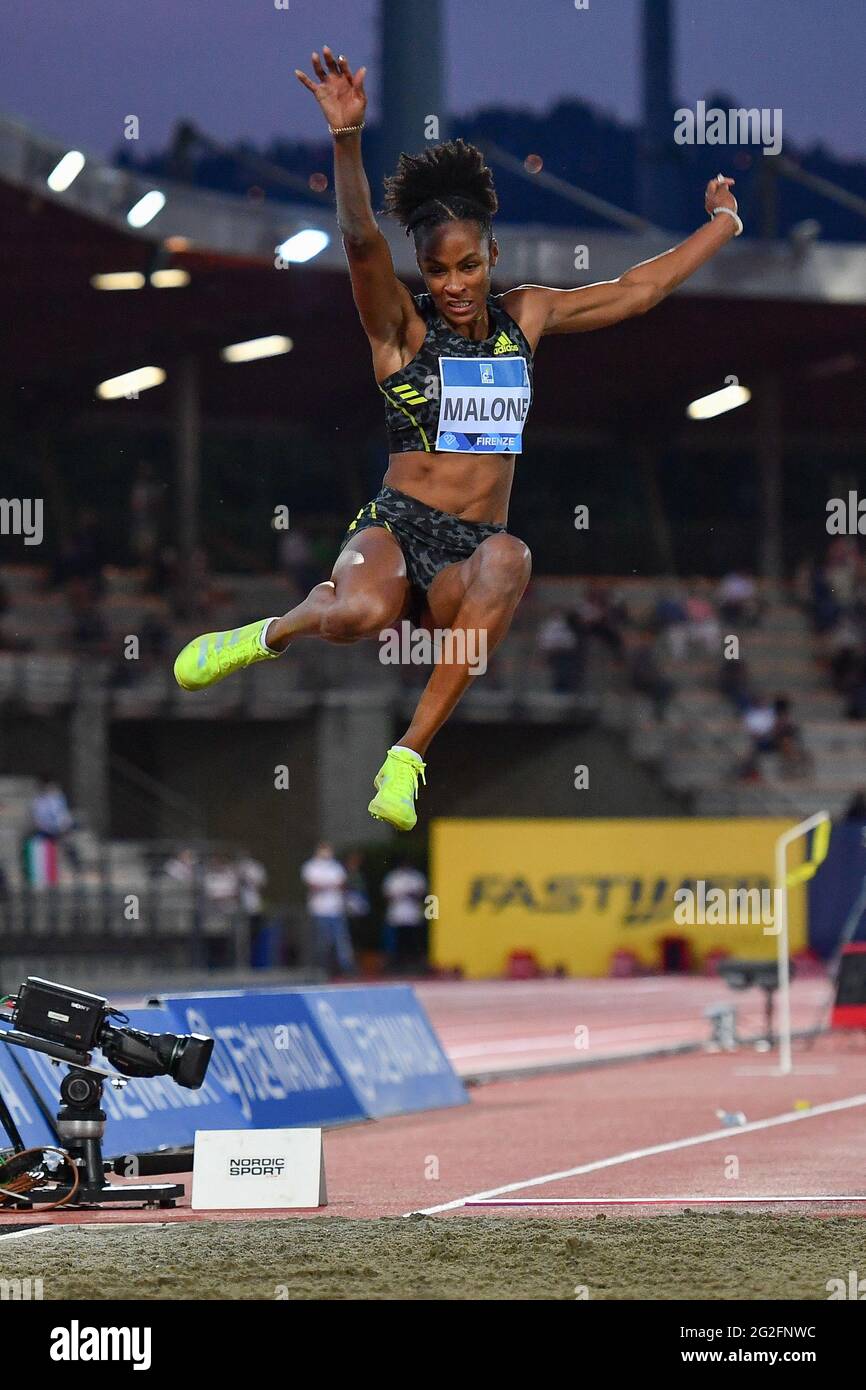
[492,332,518,355]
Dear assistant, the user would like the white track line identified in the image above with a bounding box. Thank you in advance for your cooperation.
[447,1022,706,1057]
[0,1226,57,1241]
[467,1195,866,1207]
[408,1091,866,1216]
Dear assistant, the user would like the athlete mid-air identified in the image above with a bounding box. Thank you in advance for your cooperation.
[173,46,743,831]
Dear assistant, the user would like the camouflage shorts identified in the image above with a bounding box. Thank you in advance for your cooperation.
[339,484,506,598]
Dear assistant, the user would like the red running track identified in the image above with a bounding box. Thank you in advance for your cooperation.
[417,976,830,1076]
[0,978,860,1229]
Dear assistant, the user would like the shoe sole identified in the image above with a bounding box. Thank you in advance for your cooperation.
[368,798,415,832]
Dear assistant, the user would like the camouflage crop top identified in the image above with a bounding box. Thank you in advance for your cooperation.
[378,292,535,456]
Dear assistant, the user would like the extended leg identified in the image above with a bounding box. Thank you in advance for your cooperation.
[366,533,531,831]
[397,533,532,756]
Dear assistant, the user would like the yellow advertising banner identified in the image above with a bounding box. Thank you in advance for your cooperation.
[430,818,806,978]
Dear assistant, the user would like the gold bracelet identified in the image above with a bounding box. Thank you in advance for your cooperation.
[330,122,365,137]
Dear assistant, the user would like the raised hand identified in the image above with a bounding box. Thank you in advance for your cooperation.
[295,46,367,133]
[705,173,738,217]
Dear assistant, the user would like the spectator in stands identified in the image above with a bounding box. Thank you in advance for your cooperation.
[29,775,80,873]
[825,537,861,608]
[537,610,584,692]
[827,615,865,694]
[684,586,722,656]
[717,571,759,627]
[381,859,428,973]
[807,558,842,634]
[845,791,866,821]
[736,696,776,779]
[204,854,239,906]
[627,630,674,721]
[202,853,240,968]
[718,650,753,713]
[743,695,777,749]
[301,842,355,977]
[238,852,268,960]
[772,698,810,778]
[578,586,625,659]
[164,847,196,884]
[654,590,689,660]
[343,849,372,955]
[737,695,809,780]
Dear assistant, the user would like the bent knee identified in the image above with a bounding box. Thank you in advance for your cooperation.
[321,598,401,643]
[477,533,532,595]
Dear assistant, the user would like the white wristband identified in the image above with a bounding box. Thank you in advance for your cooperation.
[711,206,743,237]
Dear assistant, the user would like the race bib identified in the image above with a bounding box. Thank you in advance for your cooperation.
[436,356,531,454]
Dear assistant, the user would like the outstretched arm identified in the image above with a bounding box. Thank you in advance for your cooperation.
[295,47,415,348]
[505,176,741,343]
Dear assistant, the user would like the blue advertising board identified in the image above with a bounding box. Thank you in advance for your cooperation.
[303,985,468,1118]
[163,991,366,1128]
[0,1043,55,1147]
[3,986,466,1157]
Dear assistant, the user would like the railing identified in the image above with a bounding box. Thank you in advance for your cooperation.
[0,841,301,974]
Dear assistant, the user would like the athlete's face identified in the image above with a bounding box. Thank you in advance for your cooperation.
[417,221,499,331]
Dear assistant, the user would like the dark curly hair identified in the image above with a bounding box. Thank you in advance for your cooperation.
[382,138,498,248]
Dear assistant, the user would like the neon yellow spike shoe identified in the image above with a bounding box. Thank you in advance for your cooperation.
[173,617,281,691]
[368,746,427,832]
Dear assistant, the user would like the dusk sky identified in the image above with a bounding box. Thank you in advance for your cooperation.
[2,0,864,162]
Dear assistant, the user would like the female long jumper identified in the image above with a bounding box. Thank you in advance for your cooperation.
[174,46,742,831]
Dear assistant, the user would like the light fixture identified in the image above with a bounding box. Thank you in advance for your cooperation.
[150,268,190,288]
[127,191,166,228]
[97,366,166,400]
[90,272,146,291]
[687,383,751,420]
[47,151,85,192]
[220,336,293,364]
[275,229,330,264]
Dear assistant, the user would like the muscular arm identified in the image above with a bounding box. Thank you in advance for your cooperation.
[333,130,416,345]
[504,178,740,344]
[333,127,377,245]
[296,48,416,351]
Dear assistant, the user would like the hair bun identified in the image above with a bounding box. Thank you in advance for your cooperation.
[383,140,498,242]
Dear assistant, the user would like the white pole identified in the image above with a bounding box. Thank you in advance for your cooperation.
[773,811,830,1076]
[774,830,791,1074]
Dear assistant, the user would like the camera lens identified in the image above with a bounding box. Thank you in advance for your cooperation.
[170,1034,214,1089]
